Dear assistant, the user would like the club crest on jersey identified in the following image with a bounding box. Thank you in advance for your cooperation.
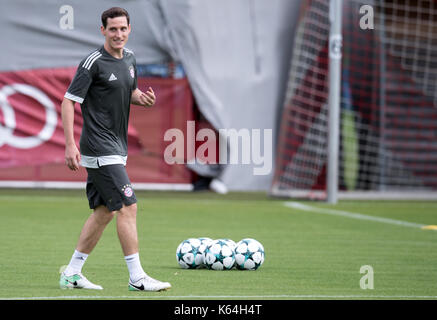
[129,65,135,78]
[122,184,134,197]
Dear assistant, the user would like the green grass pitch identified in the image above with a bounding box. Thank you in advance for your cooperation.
[0,189,436,300]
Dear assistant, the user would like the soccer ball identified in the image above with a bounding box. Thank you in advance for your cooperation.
[222,238,236,251]
[220,238,236,269]
[198,237,213,267]
[176,238,203,269]
[234,238,265,270]
[203,239,235,270]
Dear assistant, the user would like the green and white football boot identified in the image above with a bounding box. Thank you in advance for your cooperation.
[60,272,103,290]
[128,274,171,292]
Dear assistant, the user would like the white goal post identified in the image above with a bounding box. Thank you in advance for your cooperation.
[327,0,343,203]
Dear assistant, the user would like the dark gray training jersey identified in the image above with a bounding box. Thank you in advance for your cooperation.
[65,46,137,159]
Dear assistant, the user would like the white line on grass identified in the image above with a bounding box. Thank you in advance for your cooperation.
[284,202,429,230]
[2,295,437,300]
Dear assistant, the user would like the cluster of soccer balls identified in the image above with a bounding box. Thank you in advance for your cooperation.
[176,237,265,271]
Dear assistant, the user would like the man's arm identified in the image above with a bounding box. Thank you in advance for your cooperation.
[61,98,81,171]
[131,87,156,107]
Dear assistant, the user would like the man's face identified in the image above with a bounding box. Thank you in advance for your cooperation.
[101,16,131,51]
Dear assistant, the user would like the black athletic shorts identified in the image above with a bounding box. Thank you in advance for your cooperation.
[86,164,137,212]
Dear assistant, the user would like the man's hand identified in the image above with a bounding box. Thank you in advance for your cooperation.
[65,143,81,171]
[132,87,156,107]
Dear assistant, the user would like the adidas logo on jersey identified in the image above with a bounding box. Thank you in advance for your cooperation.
[108,73,117,81]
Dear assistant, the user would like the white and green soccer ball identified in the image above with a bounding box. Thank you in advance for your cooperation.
[176,238,203,269]
[203,239,235,270]
[197,237,213,267]
[222,238,236,251]
[234,238,265,270]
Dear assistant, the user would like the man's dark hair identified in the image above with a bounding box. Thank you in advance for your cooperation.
[101,7,130,28]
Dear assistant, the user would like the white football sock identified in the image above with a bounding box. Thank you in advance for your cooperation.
[64,250,88,276]
[125,252,146,282]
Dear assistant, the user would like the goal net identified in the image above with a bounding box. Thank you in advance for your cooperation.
[271,0,437,200]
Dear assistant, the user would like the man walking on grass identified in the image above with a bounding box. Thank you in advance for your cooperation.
[60,7,171,292]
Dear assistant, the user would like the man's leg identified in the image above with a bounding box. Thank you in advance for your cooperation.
[116,203,144,283]
[76,205,115,254]
[116,203,171,291]
[60,206,114,290]
[116,203,138,256]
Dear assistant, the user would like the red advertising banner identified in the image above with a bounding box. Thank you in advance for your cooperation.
[0,68,193,186]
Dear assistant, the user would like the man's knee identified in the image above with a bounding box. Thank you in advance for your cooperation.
[93,205,116,223]
[116,203,137,218]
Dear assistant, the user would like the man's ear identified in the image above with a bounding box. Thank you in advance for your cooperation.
[100,25,105,36]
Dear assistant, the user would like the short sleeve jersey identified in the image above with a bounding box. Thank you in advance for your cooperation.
[65,46,137,158]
